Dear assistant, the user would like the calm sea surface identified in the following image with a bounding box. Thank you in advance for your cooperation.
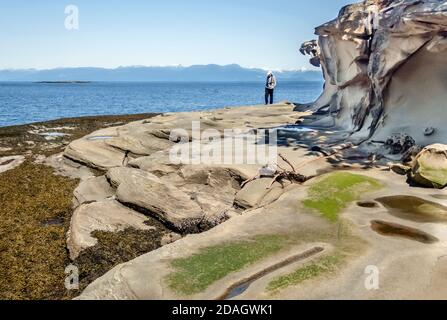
[0,81,323,127]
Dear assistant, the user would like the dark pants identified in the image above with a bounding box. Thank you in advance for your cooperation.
[265,88,274,105]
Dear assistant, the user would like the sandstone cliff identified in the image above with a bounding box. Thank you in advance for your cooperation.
[300,0,447,150]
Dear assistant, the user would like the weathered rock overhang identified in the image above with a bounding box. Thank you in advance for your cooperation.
[299,0,447,150]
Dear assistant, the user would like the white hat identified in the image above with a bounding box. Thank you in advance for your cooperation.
[267,71,273,76]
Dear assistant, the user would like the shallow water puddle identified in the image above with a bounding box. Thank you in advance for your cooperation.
[41,217,64,227]
[39,132,68,138]
[224,282,252,300]
[87,136,115,141]
[371,220,438,244]
[431,194,447,200]
[357,201,379,208]
[376,196,447,223]
[279,125,316,133]
[219,247,324,300]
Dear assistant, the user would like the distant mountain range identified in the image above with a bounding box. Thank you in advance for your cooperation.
[0,64,322,82]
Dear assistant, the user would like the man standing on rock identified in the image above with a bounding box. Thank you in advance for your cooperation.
[265,71,277,105]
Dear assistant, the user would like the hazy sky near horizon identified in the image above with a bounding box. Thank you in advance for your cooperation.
[0,0,352,70]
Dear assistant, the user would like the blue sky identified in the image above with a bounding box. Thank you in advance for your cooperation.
[0,0,352,70]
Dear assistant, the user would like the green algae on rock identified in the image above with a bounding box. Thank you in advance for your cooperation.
[410,144,447,189]
[267,221,366,293]
[267,253,342,292]
[167,235,287,295]
[303,172,383,222]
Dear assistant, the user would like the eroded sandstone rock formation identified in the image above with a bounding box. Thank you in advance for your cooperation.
[62,104,325,259]
[410,143,447,188]
[58,1,447,300]
[300,0,447,149]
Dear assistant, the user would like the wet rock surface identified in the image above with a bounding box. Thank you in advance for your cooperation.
[0,113,158,158]
[371,220,439,244]
[376,196,447,223]
[357,201,379,209]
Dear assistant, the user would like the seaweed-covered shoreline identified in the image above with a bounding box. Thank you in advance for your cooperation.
[0,113,159,300]
[0,113,159,157]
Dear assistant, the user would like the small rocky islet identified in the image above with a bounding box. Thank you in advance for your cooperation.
[2,0,447,300]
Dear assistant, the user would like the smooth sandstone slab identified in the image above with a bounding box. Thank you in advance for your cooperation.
[65,139,125,170]
[235,178,284,209]
[178,182,236,230]
[106,166,160,187]
[75,184,331,300]
[73,176,115,207]
[107,167,205,233]
[76,168,447,300]
[105,134,174,156]
[38,153,95,181]
[128,151,181,176]
[67,200,154,260]
[63,103,301,170]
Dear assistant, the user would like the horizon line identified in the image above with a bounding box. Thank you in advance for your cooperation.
[0,64,320,73]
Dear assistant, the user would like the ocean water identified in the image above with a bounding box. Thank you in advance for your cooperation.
[0,81,323,127]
